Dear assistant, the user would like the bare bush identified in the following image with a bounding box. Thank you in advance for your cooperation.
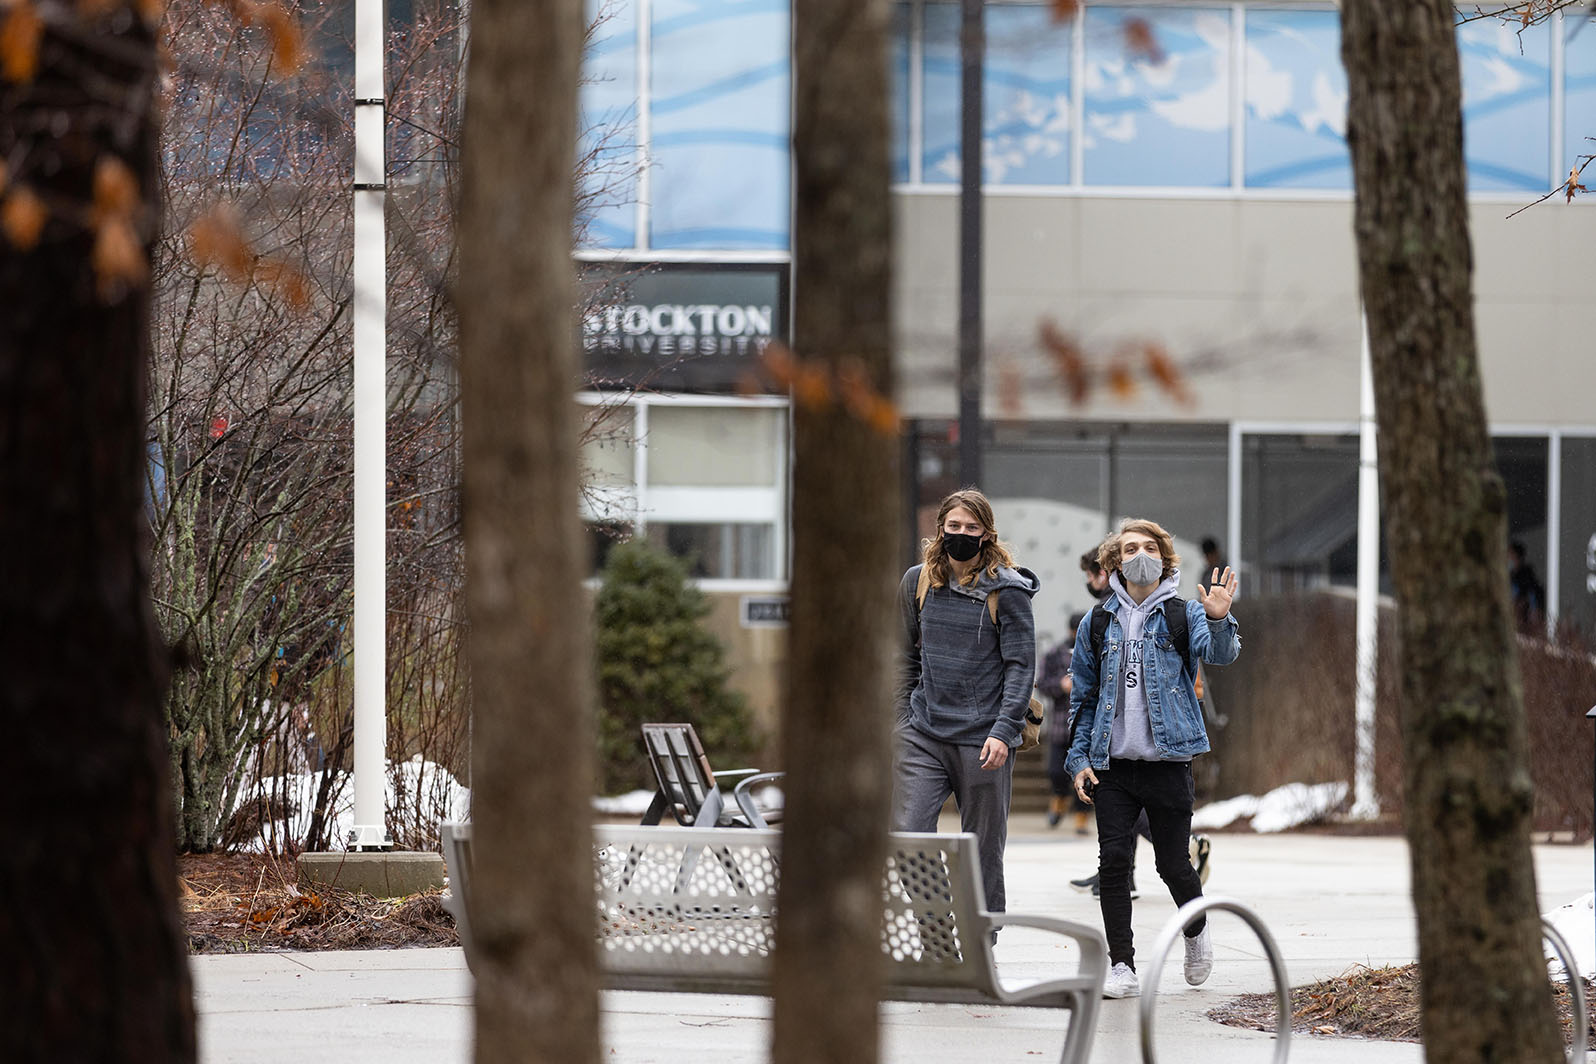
[1210,591,1596,836]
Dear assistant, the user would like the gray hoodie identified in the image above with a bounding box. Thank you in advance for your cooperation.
[895,563,1041,747]
[1107,568,1189,763]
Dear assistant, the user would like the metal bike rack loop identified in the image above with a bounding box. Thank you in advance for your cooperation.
[1139,895,1291,1064]
[1138,902,1586,1064]
[1543,916,1588,1064]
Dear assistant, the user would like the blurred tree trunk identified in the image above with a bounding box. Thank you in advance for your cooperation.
[772,3,898,1063]
[456,1,599,1062]
[1341,4,1563,1061]
[0,5,195,1060]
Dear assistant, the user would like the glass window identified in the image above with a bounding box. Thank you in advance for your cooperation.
[647,522,776,579]
[580,406,635,488]
[579,0,640,248]
[920,3,1074,185]
[1083,6,1232,187]
[646,406,783,487]
[649,0,790,250]
[1244,9,1350,189]
[982,423,1227,648]
[1560,437,1596,637]
[892,2,913,182]
[1564,14,1596,181]
[1493,437,1544,638]
[1458,16,1551,192]
[1241,434,1363,595]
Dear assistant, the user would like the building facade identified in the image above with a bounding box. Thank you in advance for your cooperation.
[577,1,1596,706]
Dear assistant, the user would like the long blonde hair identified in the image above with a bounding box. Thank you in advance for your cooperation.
[918,488,1017,597]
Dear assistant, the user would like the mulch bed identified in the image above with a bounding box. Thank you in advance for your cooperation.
[180,853,459,953]
[1209,963,1596,1049]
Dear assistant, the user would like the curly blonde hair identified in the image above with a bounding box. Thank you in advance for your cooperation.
[919,488,1017,593]
[1097,518,1180,584]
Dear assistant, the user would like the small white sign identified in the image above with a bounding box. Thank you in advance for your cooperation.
[740,595,790,628]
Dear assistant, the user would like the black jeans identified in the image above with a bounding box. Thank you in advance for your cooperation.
[1094,759,1205,969]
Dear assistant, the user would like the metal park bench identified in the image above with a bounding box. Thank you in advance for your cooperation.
[442,823,1108,1064]
[639,722,784,829]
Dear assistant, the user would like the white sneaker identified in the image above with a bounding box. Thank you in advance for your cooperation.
[1183,924,1213,985]
[1103,961,1140,999]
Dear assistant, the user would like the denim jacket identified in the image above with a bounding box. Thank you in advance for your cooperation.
[1063,596,1240,776]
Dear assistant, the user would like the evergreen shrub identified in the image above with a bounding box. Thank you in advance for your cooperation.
[594,539,757,794]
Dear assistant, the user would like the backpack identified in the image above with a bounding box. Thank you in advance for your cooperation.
[913,567,1046,752]
[1087,596,1189,665]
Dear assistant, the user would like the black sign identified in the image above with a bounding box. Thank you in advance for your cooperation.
[740,595,790,627]
[579,262,789,394]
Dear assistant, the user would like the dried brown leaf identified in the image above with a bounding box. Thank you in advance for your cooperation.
[1143,341,1193,405]
[1,185,46,250]
[93,216,148,295]
[255,257,311,310]
[0,0,43,83]
[759,343,797,389]
[836,359,901,435]
[1106,356,1137,400]
[189,206,254,281]
[792,362,832,411]
[1038,318,1090,404]
[257,1,304,73]
[93,156,140,222]
[1123,17,1165,66]
[1050,0,1081,21]
[997,358,1023,416]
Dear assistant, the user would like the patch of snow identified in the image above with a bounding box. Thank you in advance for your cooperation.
[591,784,785,820]
[592,789,659,816]
[232,755,471,852]
[1191,793,1261,830]
[1250,781,1348,833]
[1191,780,1348,833]
[1543,892,1595,982]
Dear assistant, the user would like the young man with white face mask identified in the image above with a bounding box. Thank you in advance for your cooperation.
[1065,518,1240,1000]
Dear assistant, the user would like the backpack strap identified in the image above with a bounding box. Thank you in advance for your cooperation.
[1088,605,1112,664]
[1163,596,1190,664]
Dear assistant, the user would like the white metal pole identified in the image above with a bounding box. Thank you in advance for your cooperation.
[350,0,390,850]
[1352,313,1380,820]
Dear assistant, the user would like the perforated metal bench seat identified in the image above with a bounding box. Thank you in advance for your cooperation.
[442,824,1107,1064]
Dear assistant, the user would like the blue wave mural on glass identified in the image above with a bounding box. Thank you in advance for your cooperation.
[579,0,640,248]
[1458,15,1550,192]
[920,2,1073,185]
[1245,9,1349,189]
[1083,6,1231,187]
[650,0,790,250]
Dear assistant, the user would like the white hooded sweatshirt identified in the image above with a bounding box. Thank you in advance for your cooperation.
[1107,568,1190,763]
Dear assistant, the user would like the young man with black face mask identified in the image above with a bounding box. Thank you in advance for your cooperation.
[1066,518,1240,999]
[893,488,1039,925]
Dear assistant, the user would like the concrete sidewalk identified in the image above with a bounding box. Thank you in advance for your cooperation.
[192,824,1595,1063]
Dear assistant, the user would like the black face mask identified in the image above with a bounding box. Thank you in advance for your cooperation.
[943,532,984,562]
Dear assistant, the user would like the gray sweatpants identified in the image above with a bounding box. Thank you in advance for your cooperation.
[890,724,1012,914]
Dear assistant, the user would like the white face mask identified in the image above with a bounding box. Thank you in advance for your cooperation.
[1121,552,1163,586]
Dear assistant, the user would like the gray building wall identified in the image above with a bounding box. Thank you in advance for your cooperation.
[893,193,1596,429]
